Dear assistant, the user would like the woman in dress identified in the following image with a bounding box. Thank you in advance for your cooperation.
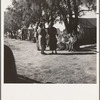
[48,22,58,54]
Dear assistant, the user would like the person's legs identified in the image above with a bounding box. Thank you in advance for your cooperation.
[39,35,42,50]
[41,50,46,55]
[41,45,46,54]
[36,39,40,50]
[41,46,44,54]
[52,50,54,54]
[68,42,71,51]
[41,50,43,54]
[55,50,57,54]
[71,43,73,51]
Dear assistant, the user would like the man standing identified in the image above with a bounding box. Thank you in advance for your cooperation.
[38,23,47,54]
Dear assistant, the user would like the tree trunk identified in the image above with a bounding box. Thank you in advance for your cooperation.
[69,0,79,51]
[67,0,73,33]
[73,0,78,34]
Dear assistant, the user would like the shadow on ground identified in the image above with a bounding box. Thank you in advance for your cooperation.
[47,52,96,55]
[17,75,52,83]
[43,44,97,55]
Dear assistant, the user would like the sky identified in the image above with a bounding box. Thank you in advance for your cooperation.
[3,0,12,11]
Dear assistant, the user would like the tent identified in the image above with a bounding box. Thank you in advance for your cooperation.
[78,18,96,45]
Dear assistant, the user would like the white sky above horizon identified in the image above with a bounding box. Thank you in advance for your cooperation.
[2,0,12,11]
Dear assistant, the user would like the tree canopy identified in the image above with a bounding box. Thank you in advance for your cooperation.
[4,0,96,33]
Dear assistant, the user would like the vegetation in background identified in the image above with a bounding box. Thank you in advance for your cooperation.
[4,0,96,50]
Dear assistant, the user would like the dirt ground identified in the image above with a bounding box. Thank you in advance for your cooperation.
[4,38,97,83]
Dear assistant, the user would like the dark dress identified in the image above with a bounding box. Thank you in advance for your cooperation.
[48,27,57,50]
[39,29,47,51]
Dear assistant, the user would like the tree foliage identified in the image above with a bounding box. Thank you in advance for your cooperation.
[4,0,96,33]
[24,0,96,33]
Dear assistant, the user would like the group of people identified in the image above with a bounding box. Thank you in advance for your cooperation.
[36,22,58,55]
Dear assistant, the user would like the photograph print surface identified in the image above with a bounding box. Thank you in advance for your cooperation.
[4,0,97,84]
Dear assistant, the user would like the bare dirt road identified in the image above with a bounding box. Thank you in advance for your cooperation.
[4,38,97,83]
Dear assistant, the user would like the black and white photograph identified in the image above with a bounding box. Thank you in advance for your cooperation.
[2,0,99,100]
[3,0,98,84]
